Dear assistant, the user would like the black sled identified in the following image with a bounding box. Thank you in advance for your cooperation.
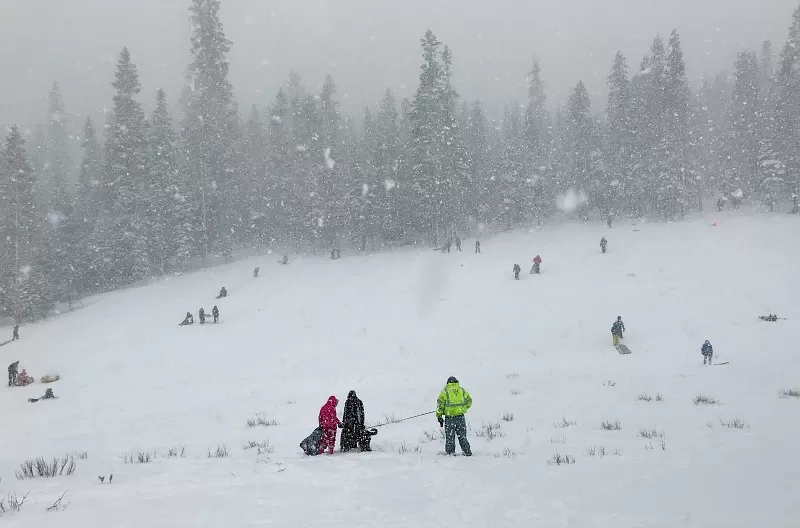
[300,427,323,456]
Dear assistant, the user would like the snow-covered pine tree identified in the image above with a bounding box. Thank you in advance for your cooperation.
[100,47,151,287]
[266,87,293,244]
[564,81,603,215]
[372,89,402,241]
[241,105,269,246]
[774,5,800,212]
[182,0,240,260]
[461,100,492,227]
[42,81,72,219]
[606,51,632,215]
[728,51,762,202]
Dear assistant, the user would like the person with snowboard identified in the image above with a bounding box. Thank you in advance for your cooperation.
[600,237,608,254]
[701,340,713,365]
[199,308,206,324]
[513,264,521,280]
[179,312,194,326]
[217,287,227,299]
[212,305,219,323]
[436,376,472,456]
[8,360,19,386]
[611,316,625,346]
[475,240,481,254]
[341,390,367,452]
[455,237,462,251]
[530,255,542,274]
[12,324,19,341]
[318,395,342,455]
[29,388,56,403]
[253,267,260,278]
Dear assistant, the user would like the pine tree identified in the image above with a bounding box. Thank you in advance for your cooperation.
[100,47,151,287]
[42,81,72,219]
[266,87,293,243]
[182,0,240,259]
[728,51,762,199]
[606,51,632,215]
[564,81,604,216]
[372,89,402,240]
[461,100,492,225]
[775,5,800,211]
[524,60,548,170]
[241,104,268,245]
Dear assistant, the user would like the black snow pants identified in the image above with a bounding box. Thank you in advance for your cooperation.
[444,415,471,456]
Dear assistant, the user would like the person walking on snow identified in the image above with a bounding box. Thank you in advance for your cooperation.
[12,324,19,341]
[212,305,219,323]
[253,267,260,278]
[341,390,366,452]
[436,376,473,456]
[530,255,542,274]
[600,237,607,254]
[8,361,19,386]
[199,308,206,324]
[611,316,625,346]
[318,396,342,455]
[455,237,462,251]
[475,240,481,254]
[701,340,713,365]
[513,264,521,280]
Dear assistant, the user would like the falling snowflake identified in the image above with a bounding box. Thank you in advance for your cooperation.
[295,144,307,152]
[317,217,325,227]
[324,148,335,170]
[362,183,369,196]
[384,179,396,191]
[556,188,588,212]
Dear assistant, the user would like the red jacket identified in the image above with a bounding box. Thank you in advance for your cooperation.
[533,255,542,264]
[318,396,341,429]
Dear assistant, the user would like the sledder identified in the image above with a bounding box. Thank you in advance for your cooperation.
[15,369,33,387]
[530,255,542,274]
[759,314,781,322]
[29,388,56,403]
[701,340,714,365]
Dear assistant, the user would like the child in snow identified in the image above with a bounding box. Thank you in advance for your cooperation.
[600,237,608,254]
[212,305,219,323]
[29,388,56,403]
[701,340,713,365]
[16,369,31,386]
[199,308,206,324]
[513,264,521,280]
[179,312,194,326]
[611,316,625,346]
[530,255,542,274]
[318,396,342,455]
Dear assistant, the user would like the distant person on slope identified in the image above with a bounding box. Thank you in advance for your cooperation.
[280,255,289,265]
[455,237,462,251]
[611,316,625,346]
[199,308,206,324]
[12,323,19,341]
[318,396,342,455]
[513,264,521,280]
[212,305,219,323]
[29,388,56,403]
[216,287,227,299]
[701,340,713,365]
[436,376,472,456]
[530,255,542,274]
[600,237,608,254]
[179,312,194,326]
[341,390,366,452]
[8,361,19,386]
[253,267,260,278]
[475,240,481,254]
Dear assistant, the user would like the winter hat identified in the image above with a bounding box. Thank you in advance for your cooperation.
[447,376,458,384]
[348,390,357,398]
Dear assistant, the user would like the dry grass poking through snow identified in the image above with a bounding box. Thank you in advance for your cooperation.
[694,394,718,406]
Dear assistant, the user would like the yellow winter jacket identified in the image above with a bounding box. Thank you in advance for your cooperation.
[436,382,472,418]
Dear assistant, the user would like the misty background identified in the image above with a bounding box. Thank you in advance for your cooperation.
[0,0,795,129]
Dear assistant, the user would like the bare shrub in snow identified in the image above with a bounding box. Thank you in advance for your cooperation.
[494,448,517,459]
[637,393,653,402]
[586,446,609,457]
[547,452,575,466]
[0,492,30,513]
[706,421,715,428]
[612,449,622,456]
[505,373,519,380]
[510,390,522,396]
[694,394,718,406]
[397,442,422,454]
[421,429,445,443]
[655,393,664,401]
[779,388,800,398]
[719,417,749,429]
[475,422,505,440]
[15,456,76,479]
[47,491,69,512]
[638,428,665,439]
[659,439,667,451]
[247,413,279,427]
[554,416,577,428]
[167,446,186,458]
[550,435,567,444]
[600,420,622,431]
[243,440,270,451]
[70,451,88,460]
[208,444,230,458]
[603,380,616,387]
[121,452,153,464]
[501,412,515,422]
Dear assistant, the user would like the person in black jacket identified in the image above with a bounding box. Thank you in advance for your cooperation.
[600,237,608,254]
[340,390,367,452]
[199,308,206,324]
[179,312,194,326]
[611,316,625,346]
[212,305,219,323]
[513,264,521,280]
[8,360,19,387]
[12,324,19,341]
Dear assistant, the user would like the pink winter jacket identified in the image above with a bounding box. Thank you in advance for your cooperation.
[318,396,341,429]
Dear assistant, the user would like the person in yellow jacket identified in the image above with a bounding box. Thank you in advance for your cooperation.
[436,376,473,456]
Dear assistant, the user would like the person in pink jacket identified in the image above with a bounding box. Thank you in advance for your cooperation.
[318,396,342,455]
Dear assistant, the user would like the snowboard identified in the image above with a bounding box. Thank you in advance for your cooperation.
[714,361,730,366]
[615,344,632,355]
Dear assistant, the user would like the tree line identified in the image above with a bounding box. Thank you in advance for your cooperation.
[2,0,799,321]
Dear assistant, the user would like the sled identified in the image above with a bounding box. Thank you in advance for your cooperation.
[758,316,785,322]
[300,427,324,456]
[615,344,632,355]
[714,361,730,366]
[40,374,60,384]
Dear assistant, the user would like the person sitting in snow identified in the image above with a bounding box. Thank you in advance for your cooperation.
[8,360,19,387]
[513,264,521,280]
[212,305,219,323]
[759,314,778,322]
[199,308,206,324]
[280,255,289,265]
[29,388,56,403]
[317,396,342,455]
[179,312,194,326]
[701,340,713,365]
[611,316,625,346]
[530,255,542,274]
[216,287,227,299]
[600,237,608,254]
[16,369,32,386]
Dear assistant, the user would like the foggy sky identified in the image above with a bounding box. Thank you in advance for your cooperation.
[0,0,795,134]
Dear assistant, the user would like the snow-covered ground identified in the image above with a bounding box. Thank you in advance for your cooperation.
[1,211,799,527]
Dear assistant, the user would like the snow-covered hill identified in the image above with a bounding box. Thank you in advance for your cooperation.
[1,211,799,527]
